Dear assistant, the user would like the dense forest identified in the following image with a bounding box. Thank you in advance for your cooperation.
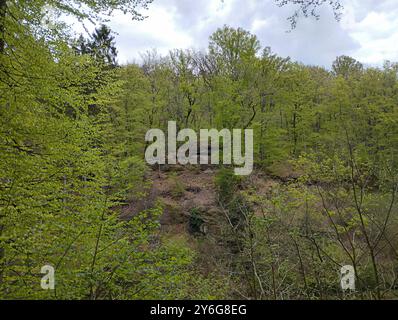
[0,0,397,300]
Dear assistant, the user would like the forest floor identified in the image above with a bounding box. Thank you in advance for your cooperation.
[118,165,283,275]
[120,165,280,240]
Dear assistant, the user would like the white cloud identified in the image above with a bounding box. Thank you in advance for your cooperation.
[108,3,194,63]
[66,0,398,67]
[340,1,398,65]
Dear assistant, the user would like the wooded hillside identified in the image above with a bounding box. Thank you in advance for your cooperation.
[0,0,397,300]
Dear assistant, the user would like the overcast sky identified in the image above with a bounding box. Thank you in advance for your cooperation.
[69,0,398,68]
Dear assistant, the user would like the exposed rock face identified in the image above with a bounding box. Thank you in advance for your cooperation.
[120,168,218,231]
[120,167,277,235]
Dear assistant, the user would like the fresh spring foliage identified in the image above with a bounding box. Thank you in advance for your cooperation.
[0,0,397,300]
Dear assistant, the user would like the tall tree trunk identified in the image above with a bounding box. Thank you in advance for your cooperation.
[0,0,6,54]
[0,0,6,288]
